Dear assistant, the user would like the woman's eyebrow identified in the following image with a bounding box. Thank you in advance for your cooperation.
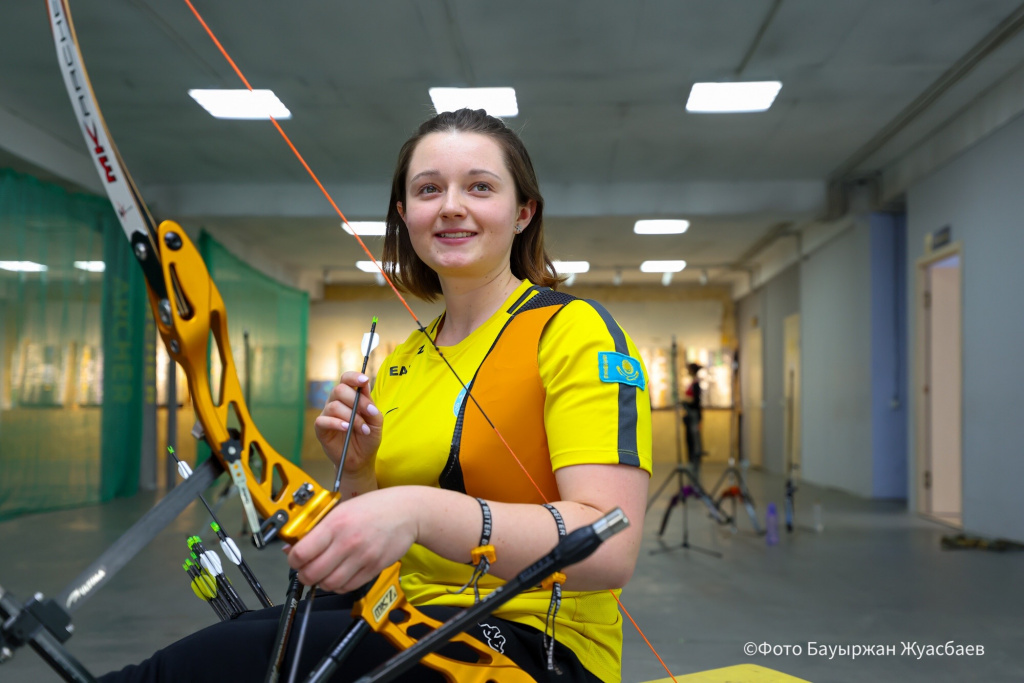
[408,169,440,184]
[408,168,502,184]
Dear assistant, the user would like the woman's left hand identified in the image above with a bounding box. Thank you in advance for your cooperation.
[284,487,419,593]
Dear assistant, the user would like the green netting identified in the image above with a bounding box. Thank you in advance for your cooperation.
[197,231,308,465]
[0,169,146,520]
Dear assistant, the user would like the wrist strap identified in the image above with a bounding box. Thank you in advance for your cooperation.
[541,504,567,672]
[451,498,495,603]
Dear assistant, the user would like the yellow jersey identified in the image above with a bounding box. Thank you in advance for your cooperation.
[371,280,652,682]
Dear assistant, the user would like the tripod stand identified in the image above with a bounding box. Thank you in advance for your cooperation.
[647,339,726,557]
[707,363,763,535]
[647,464,726,557]
[708,457,763,535]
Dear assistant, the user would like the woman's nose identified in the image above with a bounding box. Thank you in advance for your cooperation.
[439,188,466,217]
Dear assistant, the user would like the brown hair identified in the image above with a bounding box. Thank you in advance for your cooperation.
[382,108,562,301]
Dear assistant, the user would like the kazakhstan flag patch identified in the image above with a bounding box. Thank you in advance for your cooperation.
[598,351,646,390]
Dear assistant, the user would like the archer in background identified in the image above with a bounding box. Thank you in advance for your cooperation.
[682,362,705,478]
[100,109,652,682]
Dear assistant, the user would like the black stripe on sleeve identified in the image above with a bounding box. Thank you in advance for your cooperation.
[582,300,641,467]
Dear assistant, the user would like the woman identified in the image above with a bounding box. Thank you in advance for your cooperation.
[682,362,703,475]
[102,109,651,682]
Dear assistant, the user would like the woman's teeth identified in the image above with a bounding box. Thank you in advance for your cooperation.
[439,232,474,238]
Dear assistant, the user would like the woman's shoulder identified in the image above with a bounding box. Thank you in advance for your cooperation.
[544,295,632,346]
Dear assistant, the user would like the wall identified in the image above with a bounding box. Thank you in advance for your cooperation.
[761,264,800,474]
[737,289,764,467]
[870,213,908,500]
[799,218,874,497]
[907,111,1024,541]
[307,284,730,382]
[308,284,734,474]
[308,288,445,383]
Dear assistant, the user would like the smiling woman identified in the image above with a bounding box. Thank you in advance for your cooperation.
[99,109,653,683]
[383,109,562,305]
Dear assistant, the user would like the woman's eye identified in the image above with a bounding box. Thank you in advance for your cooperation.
[473,182,491,192]
[418,184,439,195]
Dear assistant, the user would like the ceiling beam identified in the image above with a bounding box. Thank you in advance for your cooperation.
[145,179,826,219]
[830,1,1024,185]
[0,104,102,194]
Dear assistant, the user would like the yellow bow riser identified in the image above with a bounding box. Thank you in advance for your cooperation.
[356,563,536,683]
[148,220,340,544]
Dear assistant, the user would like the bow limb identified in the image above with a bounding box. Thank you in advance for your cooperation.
[47,0,340,545]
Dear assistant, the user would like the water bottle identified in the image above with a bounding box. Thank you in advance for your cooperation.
[765,502,779,546]
[813,501,824,533]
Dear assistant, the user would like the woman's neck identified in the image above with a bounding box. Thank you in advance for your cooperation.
[435,270,522,346]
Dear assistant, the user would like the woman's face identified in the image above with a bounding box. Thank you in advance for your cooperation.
[397,131,535,287]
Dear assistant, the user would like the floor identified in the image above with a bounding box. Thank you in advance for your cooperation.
[1,461,1021,682]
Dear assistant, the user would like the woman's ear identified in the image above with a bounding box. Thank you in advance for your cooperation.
[396,201,405,222]
[517,199,537,228]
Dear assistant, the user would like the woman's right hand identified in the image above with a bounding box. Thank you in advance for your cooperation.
[314,372,383,477]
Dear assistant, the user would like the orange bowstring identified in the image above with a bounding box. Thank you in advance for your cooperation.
[181,2,676,680]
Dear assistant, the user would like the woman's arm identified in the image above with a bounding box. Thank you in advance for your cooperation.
[285,463,648,594]
[417,463,649,590]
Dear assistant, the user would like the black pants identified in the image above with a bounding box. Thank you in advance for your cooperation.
[683,408,702,467]
[98,592,603,682]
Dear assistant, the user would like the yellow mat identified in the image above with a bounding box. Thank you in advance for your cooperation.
[642,663,811,682]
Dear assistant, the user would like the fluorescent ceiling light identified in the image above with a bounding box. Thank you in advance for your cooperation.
[553,260,590,274]
[356,260,384,273]
[0,261,47,272]
[686,81,782,113]
[634,220,690,235]
[342,221,387,236]
[188,89,291,119]
[429,87,518,117]
[640,260,687,273]
[74,261,105,272]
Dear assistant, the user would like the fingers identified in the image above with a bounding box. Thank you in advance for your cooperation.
[287,526,377,593]
[321,564,379,595]
[322,374,382,430]
[315,409,374,439]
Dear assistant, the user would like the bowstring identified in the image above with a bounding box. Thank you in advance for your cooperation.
[179,2,677,679]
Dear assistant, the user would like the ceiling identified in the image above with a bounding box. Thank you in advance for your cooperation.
[3,0,1024,293]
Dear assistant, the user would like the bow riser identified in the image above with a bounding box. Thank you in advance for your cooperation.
[345,563,536,683]
[152,220,340,544]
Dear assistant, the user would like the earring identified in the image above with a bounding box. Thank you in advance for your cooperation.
[514,224,523,234]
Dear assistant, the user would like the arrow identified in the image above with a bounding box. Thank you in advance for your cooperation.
[189,536,247,616]
[170,448,273,608]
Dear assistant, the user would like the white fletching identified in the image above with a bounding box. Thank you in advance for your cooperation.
[361,332,380,357]
[177,460,194,480]
[200,550,223,576]
[220,537,243,565]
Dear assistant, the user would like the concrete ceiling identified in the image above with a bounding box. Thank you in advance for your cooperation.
[3,0,1024,292]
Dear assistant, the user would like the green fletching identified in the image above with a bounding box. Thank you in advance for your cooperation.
[210,522,221,532]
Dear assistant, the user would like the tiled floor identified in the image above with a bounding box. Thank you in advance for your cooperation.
[1,461,1021,682]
